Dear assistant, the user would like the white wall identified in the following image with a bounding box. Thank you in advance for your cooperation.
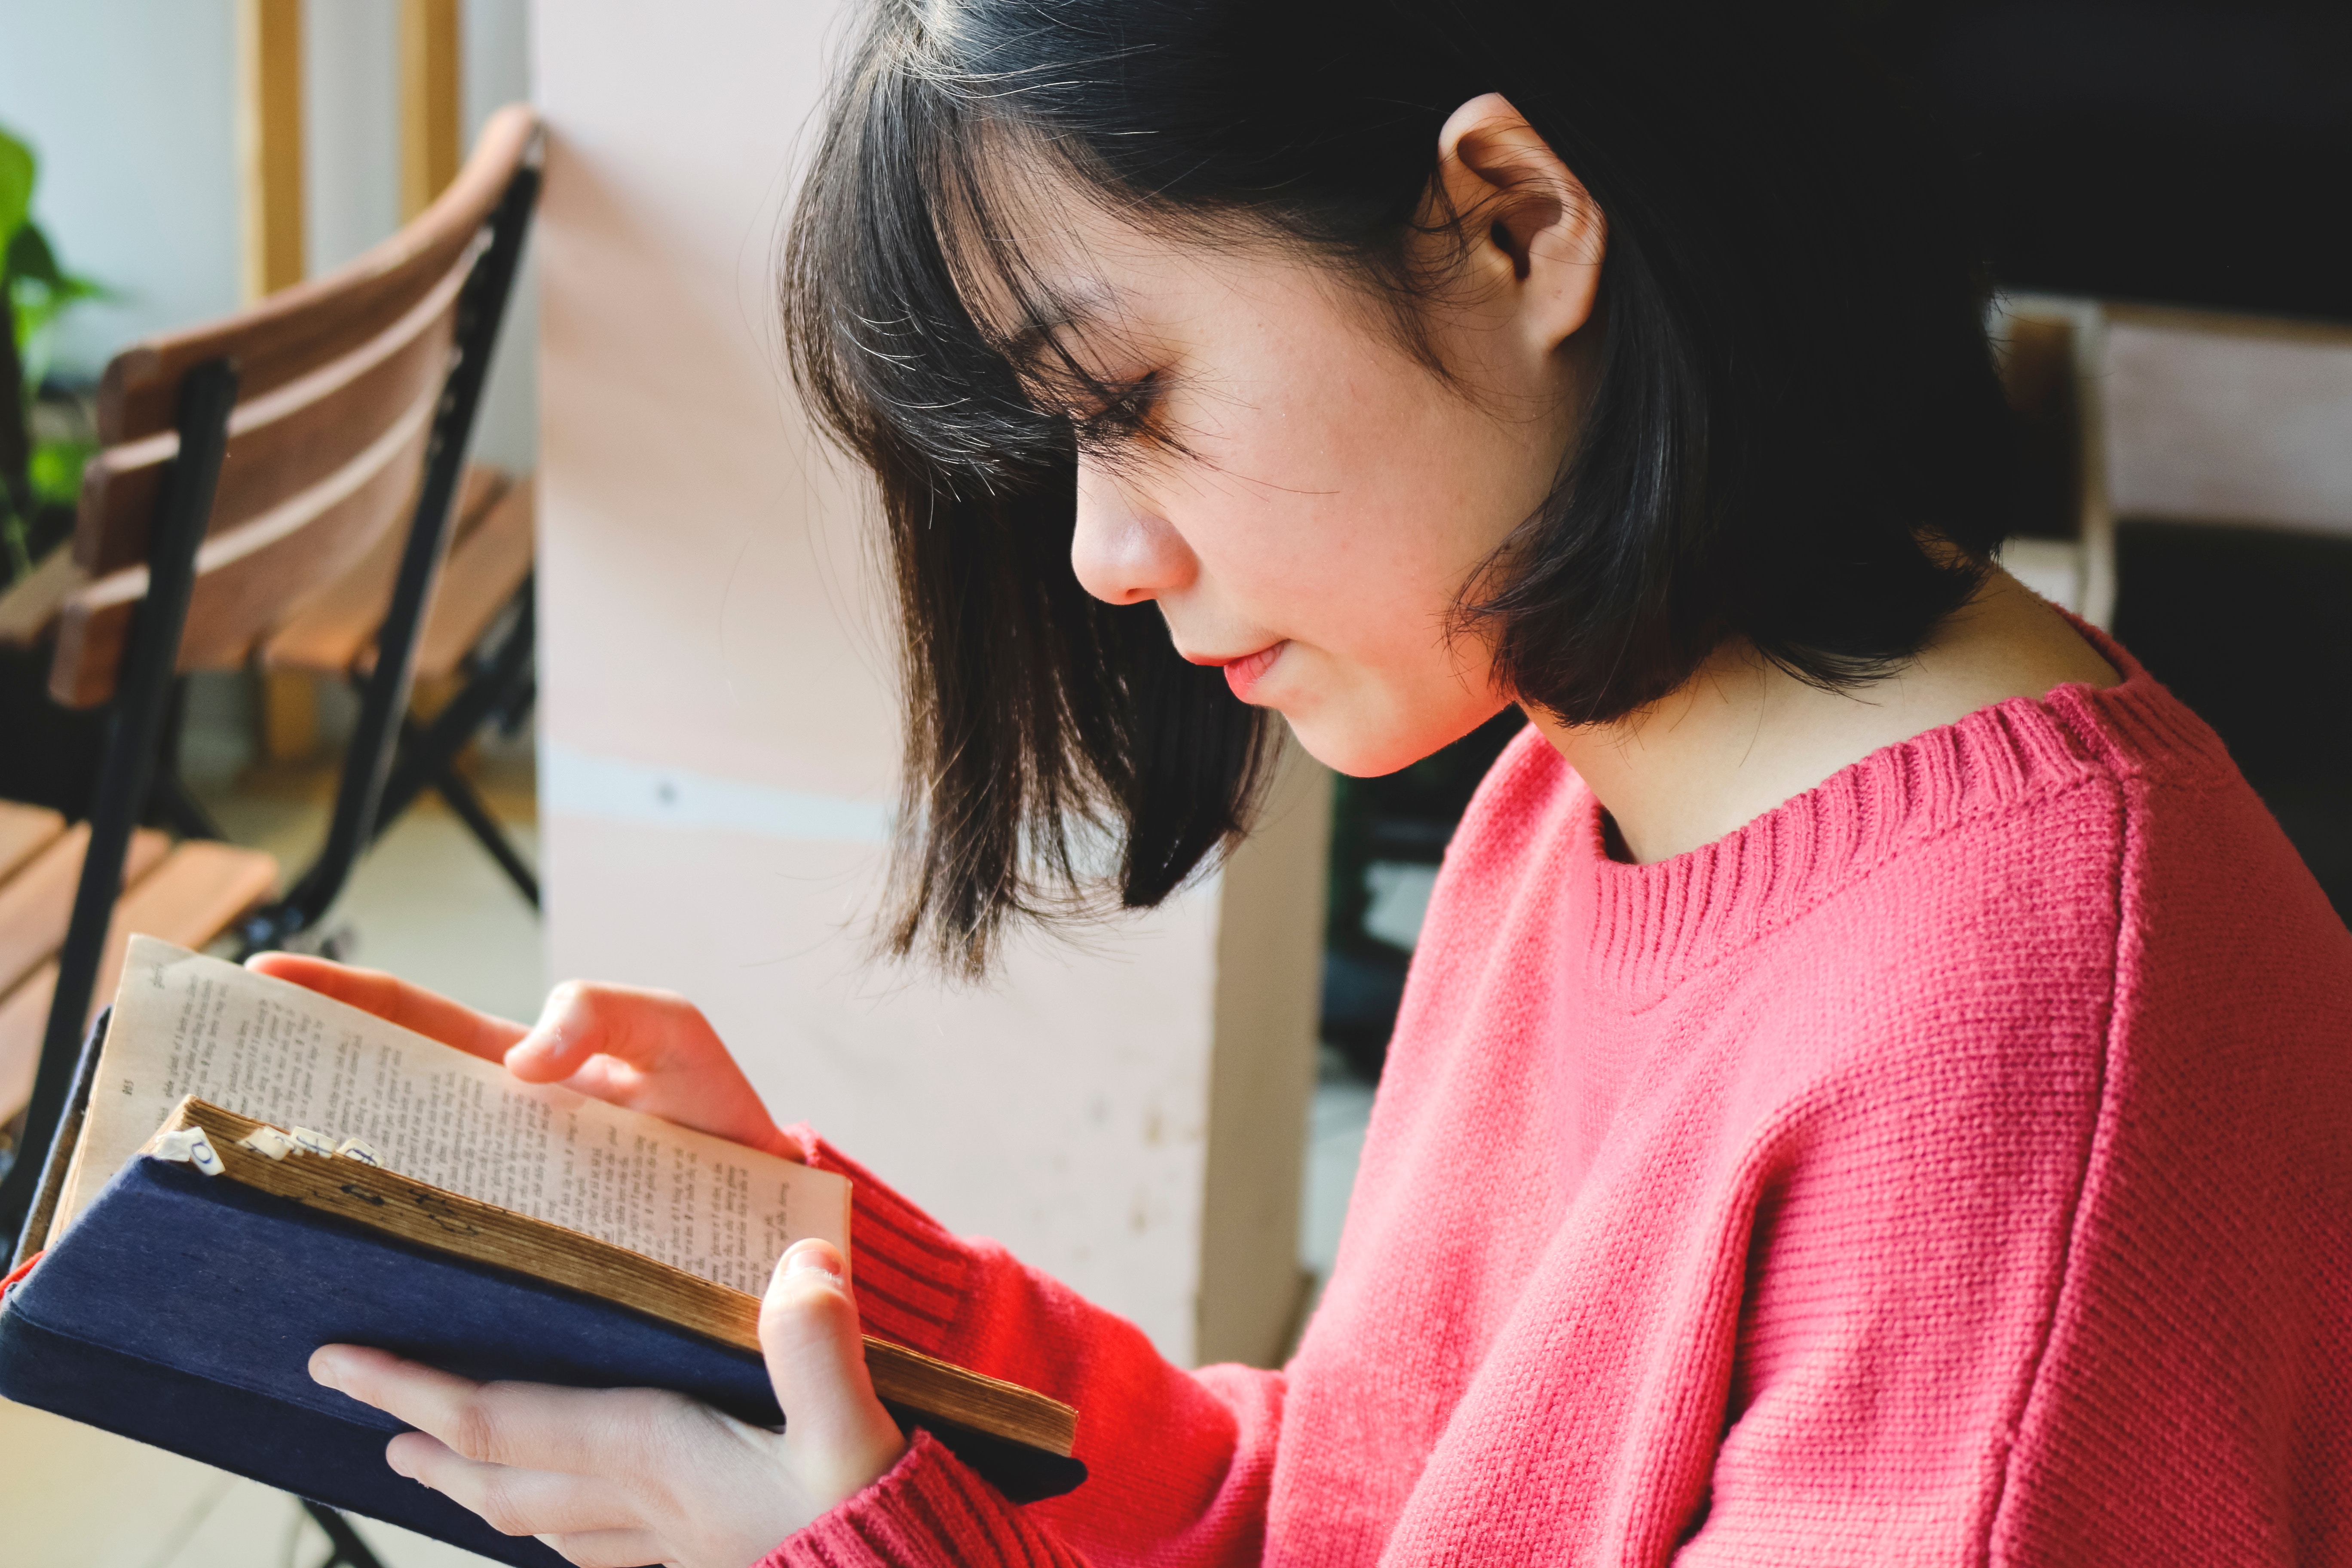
[533,0,1327,1366]
[0,0,242,382]
[0,0,535,476]
[458,0,537,475]
[304,1,400,278]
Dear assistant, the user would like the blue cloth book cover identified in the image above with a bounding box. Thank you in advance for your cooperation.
[0,942,1083,1568]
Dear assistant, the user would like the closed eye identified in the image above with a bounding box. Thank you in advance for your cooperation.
[1071,371,1163,453]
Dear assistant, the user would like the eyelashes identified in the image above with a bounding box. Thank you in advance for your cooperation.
[1068,371,1164,455]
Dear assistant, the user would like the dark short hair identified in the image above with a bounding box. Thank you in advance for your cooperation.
[783,0,2015,976]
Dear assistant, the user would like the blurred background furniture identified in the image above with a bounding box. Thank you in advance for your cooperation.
[2100,304,2352,919]
[1323,291,2352,1080]
[253,467,541,920]
[1988,294,2114,627]
[1982,296,2352,920]
[0,104,541,1240]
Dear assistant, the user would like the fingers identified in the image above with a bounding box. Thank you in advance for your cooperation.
[507,982,790,1154]
[386,1431,641,1537]
[507,981,717,1084]
[384,1429,669,1567]
[311,1345,655,1476]
[248,954,527,1064]
[536,1528,667,1568]
[760,1241,907,1504]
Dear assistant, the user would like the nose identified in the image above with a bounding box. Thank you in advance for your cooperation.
[1070,460,1197,606]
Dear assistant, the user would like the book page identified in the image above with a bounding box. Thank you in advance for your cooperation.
[55,938,848,1295]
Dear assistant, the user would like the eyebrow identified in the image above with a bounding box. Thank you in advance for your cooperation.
[996,285,1121,374]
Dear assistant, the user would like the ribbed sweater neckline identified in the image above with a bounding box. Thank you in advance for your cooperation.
[1568,622,2228,1010]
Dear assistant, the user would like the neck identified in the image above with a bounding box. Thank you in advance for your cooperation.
[1528,567,2123,865]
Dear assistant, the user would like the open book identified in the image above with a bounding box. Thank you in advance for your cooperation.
[0,940,1081,1565]
[46,939,851,1282]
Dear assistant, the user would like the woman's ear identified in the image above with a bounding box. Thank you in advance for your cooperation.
[1433,93,1606,356]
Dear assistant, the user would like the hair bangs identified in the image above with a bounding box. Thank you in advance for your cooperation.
[783,1,1275,977]
[786,0,2016,974]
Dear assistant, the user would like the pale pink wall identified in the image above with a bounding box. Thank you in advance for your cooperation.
[533,0,1326,1365]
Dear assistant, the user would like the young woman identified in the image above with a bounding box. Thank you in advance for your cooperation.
[272,0,2352,1562]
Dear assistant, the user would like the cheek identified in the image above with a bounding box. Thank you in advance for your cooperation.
[1190,378,1503,649]
[1147,287,1525,771]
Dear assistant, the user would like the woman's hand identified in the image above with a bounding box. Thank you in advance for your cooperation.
[309,1240,906,1568]
[246,954,792,1157]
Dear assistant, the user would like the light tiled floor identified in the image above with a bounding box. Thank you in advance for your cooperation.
[193,755,547,1024]
[0,1405,493,1568]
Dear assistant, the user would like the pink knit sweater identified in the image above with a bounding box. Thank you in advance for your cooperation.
[768,633,2352,1566]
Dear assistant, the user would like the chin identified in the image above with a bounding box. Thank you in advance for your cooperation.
[1277,708,1476,781]
[1266,662,1513,778]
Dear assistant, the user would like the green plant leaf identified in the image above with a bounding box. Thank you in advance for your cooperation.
[30,438,93,506]
[7,221,63,287]
[0,128,32,244]
[10,222,108,368]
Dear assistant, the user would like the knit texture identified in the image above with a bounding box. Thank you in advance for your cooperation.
[766,629,2352,1567]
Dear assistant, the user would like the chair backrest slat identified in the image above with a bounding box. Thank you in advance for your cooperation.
[51,381,442,704]
[72,251,470,578]
[2102,303,2352,538]
[46,106,539,710]
[91,109,536,447]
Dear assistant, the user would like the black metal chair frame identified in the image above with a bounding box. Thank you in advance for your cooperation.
[0,147,538,1568]
[0,149,540,1245]
[339,564,541,916]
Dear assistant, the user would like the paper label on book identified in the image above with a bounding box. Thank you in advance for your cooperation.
[151,1127,224,1176]
[59,939,851,1295]
[237,1127,296,1160]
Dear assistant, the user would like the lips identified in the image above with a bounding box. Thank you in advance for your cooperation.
[1220,642,1285,701]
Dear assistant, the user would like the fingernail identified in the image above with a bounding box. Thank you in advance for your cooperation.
[310,1354,342,1391]
[780,1240,840,1280]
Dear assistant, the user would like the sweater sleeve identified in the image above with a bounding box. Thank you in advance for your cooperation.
[1674,776,2352,1566]
[1660,1016,2110,1567]
[760,1126,1285,1568]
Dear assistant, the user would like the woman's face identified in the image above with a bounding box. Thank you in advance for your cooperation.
[1001,174,1595,777]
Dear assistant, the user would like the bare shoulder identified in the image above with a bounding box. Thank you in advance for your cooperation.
[1917,567,2122,706]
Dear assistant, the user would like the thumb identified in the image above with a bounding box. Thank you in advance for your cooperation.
[761,1240,907,1504]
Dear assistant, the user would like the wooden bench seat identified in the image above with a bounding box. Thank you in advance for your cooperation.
[405,475,535,683]
[0,838,277,1121]
[0,804,67,884]
[0,550,87,653]
[0,458,531,1139]
[0,826,172,1000]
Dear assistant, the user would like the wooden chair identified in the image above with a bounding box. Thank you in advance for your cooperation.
[0,106,543,1243]
[1988,294,2116,628]
[2095,303,2352,915]
[2097,302,2352,545]
[1988,294,2352,626]
[255,467,542,914]
[1992,294,2352,912]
